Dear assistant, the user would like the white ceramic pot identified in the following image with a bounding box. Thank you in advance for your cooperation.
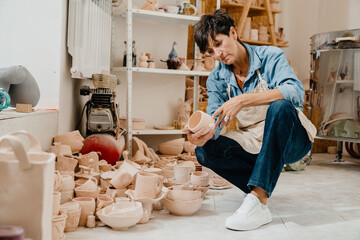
[163,197,203,216]
[166,189,202,201]
[134,172,163,199]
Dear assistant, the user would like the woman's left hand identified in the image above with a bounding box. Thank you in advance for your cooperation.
[212,95,244,128]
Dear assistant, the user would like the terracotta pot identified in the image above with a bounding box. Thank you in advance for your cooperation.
[190,171,209,187]
[53,130,84,154]
[163,197,202,216]
[52,211,67,240]
[134,172,163,199]
[53,192,62,216]
[72,197,96,226]
[188,110,215,134]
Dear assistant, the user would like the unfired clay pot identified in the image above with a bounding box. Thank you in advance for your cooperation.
[50,142,72,156]
[106,186,128,199]
[53,130,84,154]
[134,172,163,199]
[56,155,78,172]
[110,171,133,189]
[60,175,75,192]
[60,190,74,204]
[77,152,99,173]
[174,165,192,184]
[97,202,143,230]
[52,211,67,240]
[158,138,185,155]
[72,197,96,226]
[54,170,63,192]
[190,171,209,187]
[166,189,202,201]
[60,202,81,232]
[143,167,162,175]
[53,192,62,216]
[188,110,215,134]
[163,197,202,216]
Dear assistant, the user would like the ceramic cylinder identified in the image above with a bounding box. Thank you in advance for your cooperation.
[250,29,259,41]
[190,171,209,187]
[134,172,163,199]
[174,165,192,184]
[72,197,96,226]
[188,110,215,134]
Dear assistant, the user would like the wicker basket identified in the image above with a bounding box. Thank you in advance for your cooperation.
[92,73,118,91]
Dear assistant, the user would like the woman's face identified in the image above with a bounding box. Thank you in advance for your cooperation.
[205,27,238,65]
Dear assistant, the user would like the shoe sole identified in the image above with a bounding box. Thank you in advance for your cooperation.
[225,213,272,231]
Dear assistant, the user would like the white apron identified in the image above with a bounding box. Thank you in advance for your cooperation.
[222,70,316,154]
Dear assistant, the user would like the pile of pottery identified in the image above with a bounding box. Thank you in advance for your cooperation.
[185,78,208,102]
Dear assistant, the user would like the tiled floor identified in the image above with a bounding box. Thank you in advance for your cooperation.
[66,153,360,240]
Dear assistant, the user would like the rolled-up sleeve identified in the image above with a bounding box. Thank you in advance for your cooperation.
[206,72,228,140]
[263,47,304,110]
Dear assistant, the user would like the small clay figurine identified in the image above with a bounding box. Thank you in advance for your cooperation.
[146,53,156,68]
[139,52,148,68]
[141,0,158,11]
[161,41,180,69]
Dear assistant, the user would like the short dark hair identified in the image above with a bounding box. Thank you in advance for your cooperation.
[194,9,238,53]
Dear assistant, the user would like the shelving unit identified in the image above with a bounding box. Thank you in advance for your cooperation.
[221,0,288,47]
[112,1,217,156]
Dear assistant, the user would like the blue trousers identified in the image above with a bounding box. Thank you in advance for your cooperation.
[195,100,312,197]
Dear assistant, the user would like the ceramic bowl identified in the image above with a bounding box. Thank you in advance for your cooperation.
[166,189,202,201]
[158,138,185,155]
[163,197,203,216]
[97,202,143,230]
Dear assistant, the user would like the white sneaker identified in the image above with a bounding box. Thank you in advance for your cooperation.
[225,193,272,231]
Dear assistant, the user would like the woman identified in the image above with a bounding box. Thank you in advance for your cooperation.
[183,9,316,231]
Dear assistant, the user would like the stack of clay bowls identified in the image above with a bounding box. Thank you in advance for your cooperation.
[74,177,100,198]
[158,138,185,155]
[97,202,143,230]
[163,188,203,216]
[190,171,210,198]
[52,192,67,240]
[59,202,81,232]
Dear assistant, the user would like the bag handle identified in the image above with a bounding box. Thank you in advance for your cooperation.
[6,130,41,152]
[0,135,31,170]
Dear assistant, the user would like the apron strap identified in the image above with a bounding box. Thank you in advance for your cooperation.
[256,70,263,81]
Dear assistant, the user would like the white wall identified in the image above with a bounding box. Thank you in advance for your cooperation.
[278,0,360,85]
[0,0,62,109]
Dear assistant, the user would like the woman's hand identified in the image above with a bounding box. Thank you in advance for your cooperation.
[212,95,245,128]
[182,127,216,147]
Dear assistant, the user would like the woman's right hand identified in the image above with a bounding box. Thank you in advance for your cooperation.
[182,127,216,147]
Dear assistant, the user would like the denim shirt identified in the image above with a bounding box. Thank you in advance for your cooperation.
[206,42,304,140]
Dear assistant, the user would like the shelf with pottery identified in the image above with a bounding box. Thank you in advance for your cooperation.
[221,2,282,14]
[240,39,288,48]
[132,128,184,135]
[112,67,211,76]
[113,8,200,25]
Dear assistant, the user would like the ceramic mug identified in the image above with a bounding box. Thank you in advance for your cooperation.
[187,110,215,134]
[134,172,163,199]
[174,165,192,184]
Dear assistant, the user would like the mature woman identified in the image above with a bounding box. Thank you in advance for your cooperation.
[183,9,316,231]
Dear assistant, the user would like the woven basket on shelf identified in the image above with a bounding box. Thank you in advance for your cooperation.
[92,73,118,91]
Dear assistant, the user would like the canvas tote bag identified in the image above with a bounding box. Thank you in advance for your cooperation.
[0,131,55,240]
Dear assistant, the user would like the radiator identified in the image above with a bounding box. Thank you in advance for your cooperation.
[67,0,112,79]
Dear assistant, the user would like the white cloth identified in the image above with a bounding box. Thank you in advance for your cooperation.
[222,70,316,154]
